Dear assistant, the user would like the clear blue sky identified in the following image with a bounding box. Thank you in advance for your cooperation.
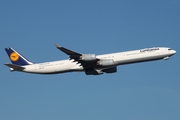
[0,0,180,120]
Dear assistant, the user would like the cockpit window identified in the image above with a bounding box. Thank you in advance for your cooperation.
[168,48,171,50]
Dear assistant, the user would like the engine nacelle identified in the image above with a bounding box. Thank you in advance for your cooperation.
[97,59,115,67]
[103,67,117,73]
[80,54,96,61]
[85,69,103,75]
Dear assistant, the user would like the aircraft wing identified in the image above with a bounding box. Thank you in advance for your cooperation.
[55,44,82,59]
[55,44,99,69]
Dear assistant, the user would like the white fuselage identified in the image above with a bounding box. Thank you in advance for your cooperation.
[19,47,176,74]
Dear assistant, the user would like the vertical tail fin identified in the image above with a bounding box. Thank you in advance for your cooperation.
[5,47,33,66]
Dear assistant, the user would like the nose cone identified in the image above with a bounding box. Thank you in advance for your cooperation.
[171,50,176,55]
[172,50,176,54]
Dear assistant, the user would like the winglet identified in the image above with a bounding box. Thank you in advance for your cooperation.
[55,43,61,48]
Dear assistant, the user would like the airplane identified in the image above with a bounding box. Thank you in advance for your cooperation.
[4,44,176,75]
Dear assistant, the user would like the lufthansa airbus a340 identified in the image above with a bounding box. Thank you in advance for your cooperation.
[4,44,176,75]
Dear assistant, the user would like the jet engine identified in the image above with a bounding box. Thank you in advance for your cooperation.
[80,54,96,61]
[103,67,117,73]
[85,69,103,75]
[97,59,115,67]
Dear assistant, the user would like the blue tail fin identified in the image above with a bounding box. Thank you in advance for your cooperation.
[5,48,33,66]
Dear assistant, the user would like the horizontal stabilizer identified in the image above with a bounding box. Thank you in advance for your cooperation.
[4,63,25,70]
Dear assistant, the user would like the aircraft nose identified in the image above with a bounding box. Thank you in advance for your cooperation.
[172,50,176,54]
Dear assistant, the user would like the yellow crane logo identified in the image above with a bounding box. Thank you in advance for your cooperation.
[10,52,19,61]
